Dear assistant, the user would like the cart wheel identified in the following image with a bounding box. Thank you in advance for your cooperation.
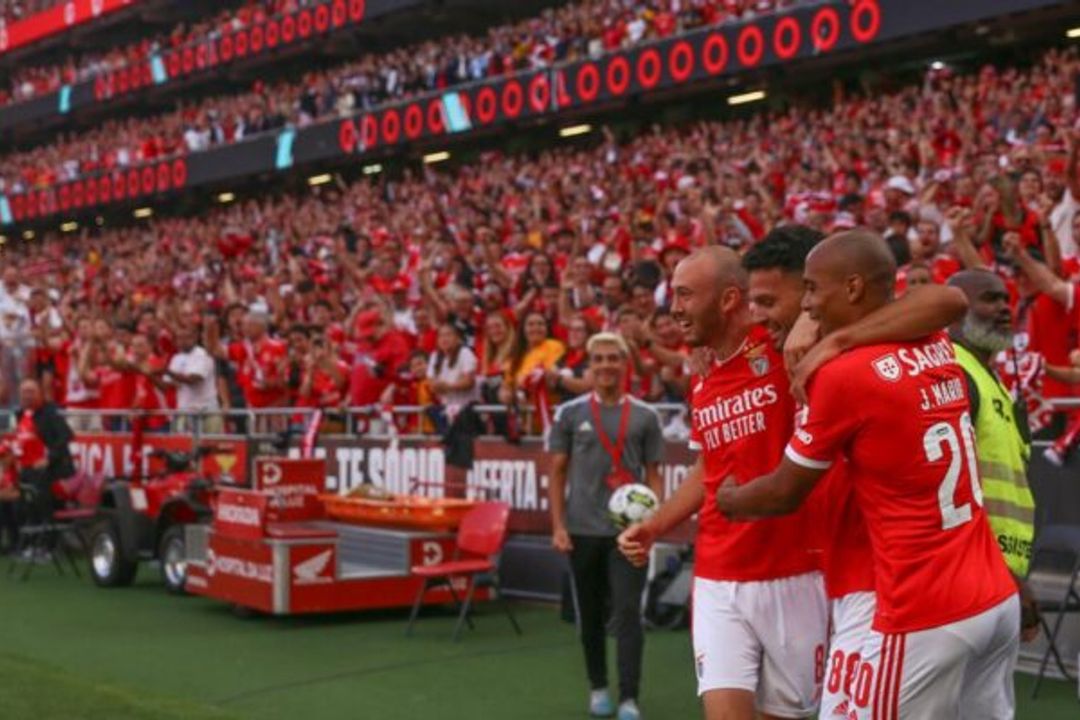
[88,519,138,588]
[159,525,188,595]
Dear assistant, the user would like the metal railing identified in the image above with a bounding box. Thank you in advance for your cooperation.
[4,396,1078,448]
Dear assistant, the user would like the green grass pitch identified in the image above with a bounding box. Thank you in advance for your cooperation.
[0,571,1075,719]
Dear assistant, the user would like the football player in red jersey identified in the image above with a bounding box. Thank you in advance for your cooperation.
[618,246,828,720]
[742,225,969,719]
[719,231,1018,720]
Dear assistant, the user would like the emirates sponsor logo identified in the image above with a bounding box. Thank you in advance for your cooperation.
[693,384,780,451]
[692,384,779,428]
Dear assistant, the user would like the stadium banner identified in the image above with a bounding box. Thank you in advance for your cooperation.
[284,436,695,534]
[0,0,422,132]
[69,433,249,484]
[3,0,1069,224]
[0,0,137,57]
[61,429,1080,535]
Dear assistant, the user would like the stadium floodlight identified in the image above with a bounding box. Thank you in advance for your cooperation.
[61,221,78,233]
[423,151,451,164]
[560,124,592,138]
[363,163,383,175]
[1068,27,1080,39]
[308,173,333,186]
[727,90,766,106]
[133,207,153,219]
[930,61,946,71]
[218,192,236,203]
[22,230,34,240]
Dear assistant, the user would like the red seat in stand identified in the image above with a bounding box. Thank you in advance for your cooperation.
[406,501,522,641]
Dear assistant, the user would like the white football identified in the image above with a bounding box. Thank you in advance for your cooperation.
[608,483,660,529]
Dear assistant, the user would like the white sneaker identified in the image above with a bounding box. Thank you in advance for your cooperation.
[589,688,614,717]
[1043,446,1065,467]
[617,699,641,720]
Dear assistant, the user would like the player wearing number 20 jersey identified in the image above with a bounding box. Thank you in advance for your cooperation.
[787,332,1018,719]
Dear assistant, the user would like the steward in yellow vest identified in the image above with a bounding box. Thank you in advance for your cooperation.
[948,269,1040,641]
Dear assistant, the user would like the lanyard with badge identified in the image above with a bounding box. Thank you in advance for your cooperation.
[589,394,634,489]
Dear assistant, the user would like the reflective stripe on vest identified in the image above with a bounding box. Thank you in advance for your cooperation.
[953,343,1035,577]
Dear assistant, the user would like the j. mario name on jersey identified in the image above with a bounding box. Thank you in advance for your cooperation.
[693,384,780,451]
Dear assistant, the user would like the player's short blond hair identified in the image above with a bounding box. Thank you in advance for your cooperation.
[586,332,630,358]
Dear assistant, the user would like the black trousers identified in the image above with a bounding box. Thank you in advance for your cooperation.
[569,534,648,702]
[0,500,17,551]
[18,467,54,522]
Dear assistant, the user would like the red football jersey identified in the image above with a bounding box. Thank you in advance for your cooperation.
[811,459,875,599]
[299,361,350,408]
[1027,288,1079,399]
[228,338,288,408]
[689,325,817,582]
[95,365,136,411]
[787,332,1016,633]
[14,410,45,470]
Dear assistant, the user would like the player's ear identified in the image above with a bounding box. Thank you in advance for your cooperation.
[845,274,865,304]
[718,285,743,314]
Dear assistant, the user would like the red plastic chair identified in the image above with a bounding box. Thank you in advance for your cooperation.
[10,473,105,581]
[406,501,522,641]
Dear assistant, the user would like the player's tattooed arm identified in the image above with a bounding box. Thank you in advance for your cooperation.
[789,284,968,403]
[715,457,825,520]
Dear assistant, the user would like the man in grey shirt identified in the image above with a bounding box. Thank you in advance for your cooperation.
[548,332,663,720]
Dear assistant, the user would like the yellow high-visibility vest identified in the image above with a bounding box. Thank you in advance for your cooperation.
[954,342,1035,577]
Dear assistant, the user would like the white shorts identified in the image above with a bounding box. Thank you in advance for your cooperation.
[850,594,1019,720]
[820,591,877,719]
[692,571,828,718]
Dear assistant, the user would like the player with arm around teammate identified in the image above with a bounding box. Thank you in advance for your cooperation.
[741,225,970,719]
[719,231,1019,720]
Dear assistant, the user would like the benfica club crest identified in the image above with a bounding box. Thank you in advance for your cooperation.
[746,343,770,377]
[749,355,770,377]
[872,354,902,383]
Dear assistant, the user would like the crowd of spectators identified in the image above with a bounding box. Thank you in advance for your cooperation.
[0,0,59,23]
[1,1,312,104]
[0,45,1079,453]
[0,0,802,193]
